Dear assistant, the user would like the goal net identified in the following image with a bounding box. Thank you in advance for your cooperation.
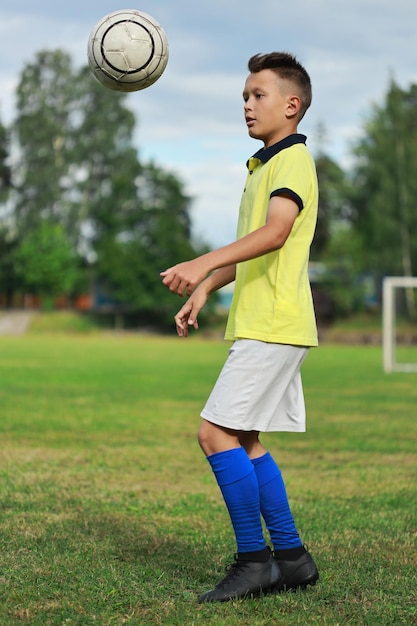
[382,276,417,373]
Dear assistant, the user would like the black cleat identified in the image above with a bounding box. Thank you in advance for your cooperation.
[197,550,282,603]
[274,548,319,591]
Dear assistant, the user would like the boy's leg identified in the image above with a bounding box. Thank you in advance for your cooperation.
[250,451,302,550]
[197,421,282,602]
[250,450,319,590]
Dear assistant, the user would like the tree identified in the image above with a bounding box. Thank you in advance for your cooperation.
[12,52,139,249]
[351,80,417,317]
[0,117,11,203]
[70,68,203,323]
[66,65,142,258]
[15,221,79,310]
[0,116,16,306]
[351,80,417,316]
[96,164,204,324]
[13,50,75,237]
[10,49,204,322]
[0,228,20,307]
[305,130,361,317]
[312,152,352,261]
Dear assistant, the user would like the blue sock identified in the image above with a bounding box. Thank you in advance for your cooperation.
[207,447,266,554]
[251,452,302,551]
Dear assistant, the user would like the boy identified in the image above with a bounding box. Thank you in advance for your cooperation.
[161,51,319,603]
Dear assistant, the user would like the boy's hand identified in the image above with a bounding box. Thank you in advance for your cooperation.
[160,258,210,296]
[173,287,209,337]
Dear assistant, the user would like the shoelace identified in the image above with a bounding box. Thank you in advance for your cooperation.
[216,555,248,589]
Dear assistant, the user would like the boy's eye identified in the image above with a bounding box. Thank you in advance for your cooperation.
[243,92,264,102]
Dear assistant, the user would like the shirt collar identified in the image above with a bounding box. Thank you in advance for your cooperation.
[247,134,307,169]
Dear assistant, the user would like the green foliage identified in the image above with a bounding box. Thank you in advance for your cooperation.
[351,80,417,279]
[312,153,352,261]
[68,65,142,251]
[95,163,202,323]
[14,50,74,235]
[0,117,11,203]
[15,221,79,308]
[28,311,96,334]
[0,228,20,305]
[2,49,202,318]
[310,139,362,317]
[4,50,417,324]
[318,224,367,316]
[0,335,416,625]
[312,82,417,317]
[0,118,14,302]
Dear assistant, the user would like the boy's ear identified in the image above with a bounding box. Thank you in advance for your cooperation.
[286,95,301,119]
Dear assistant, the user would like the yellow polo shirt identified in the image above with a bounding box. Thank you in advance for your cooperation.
[224,134,318,346]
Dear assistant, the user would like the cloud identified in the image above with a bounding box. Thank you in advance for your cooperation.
[177,160,245,248]
[1,0,417,247]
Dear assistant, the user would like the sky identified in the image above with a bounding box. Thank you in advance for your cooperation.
[0,0,416,248]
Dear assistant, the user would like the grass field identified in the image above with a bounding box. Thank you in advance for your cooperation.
[0,332,416,625]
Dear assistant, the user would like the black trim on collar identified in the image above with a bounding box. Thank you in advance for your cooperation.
[247,134,307,168]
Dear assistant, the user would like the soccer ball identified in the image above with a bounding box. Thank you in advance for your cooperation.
[87,9,169,92]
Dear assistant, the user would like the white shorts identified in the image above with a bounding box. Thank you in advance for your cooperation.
[200,339,309,433]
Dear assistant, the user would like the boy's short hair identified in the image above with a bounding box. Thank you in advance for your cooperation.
[248,52,312,120]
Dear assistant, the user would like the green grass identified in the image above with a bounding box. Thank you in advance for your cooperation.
[323,312,417,346]
[27,311,99,334]
[0,334,416,625]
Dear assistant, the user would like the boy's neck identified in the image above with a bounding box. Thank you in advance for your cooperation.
[263,125,299,148]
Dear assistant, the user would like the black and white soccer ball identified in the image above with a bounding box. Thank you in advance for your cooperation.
[87,9,169,92]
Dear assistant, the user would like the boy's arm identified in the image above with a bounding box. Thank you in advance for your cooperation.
[174,264,236,337]
[161,194,299,297]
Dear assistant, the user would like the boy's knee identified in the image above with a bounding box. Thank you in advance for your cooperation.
[197,420,210,451]
[197,419,241,456]
[198,419,222,452]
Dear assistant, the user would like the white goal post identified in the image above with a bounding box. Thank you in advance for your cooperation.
[382,276,417,373]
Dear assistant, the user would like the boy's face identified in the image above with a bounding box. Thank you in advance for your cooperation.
[243,69,299,147]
